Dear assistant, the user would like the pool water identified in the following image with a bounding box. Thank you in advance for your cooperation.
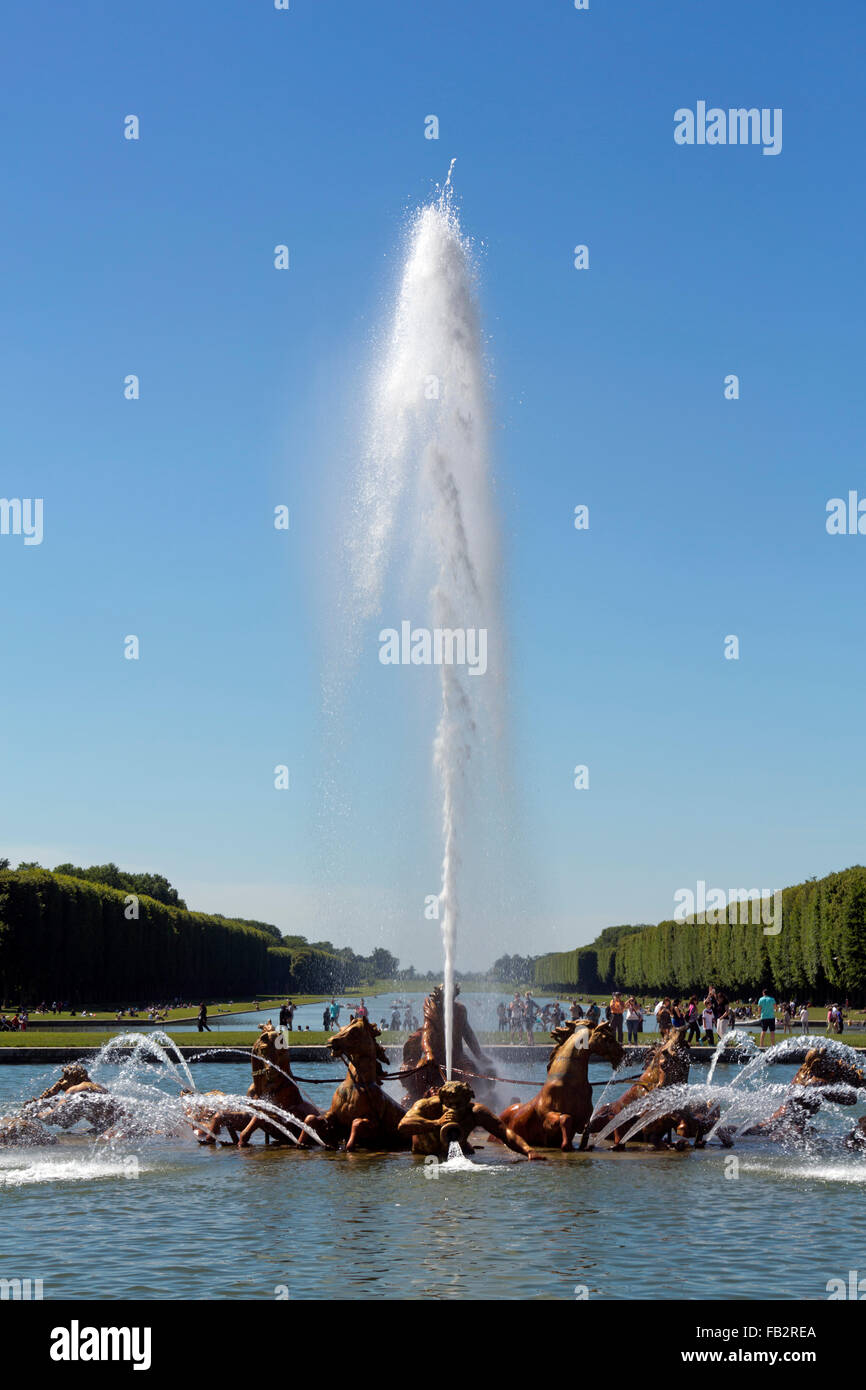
[0,1057,863,1300]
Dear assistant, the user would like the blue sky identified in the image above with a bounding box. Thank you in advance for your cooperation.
[2,0,864,970]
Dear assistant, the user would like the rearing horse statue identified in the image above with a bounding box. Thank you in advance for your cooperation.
[500,1019,624,1151]
[750,1046,866,1139]
[194,1022,319,1146]
[591,1027,693,1148]
[305,1017,410,1152]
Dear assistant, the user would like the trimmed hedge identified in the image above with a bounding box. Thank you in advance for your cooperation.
[533,867,866,1001]
[0,869,372,1005]
[0,869,275,1004]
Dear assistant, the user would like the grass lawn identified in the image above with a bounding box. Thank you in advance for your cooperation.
[3,996,331,1025]
[5,1026,865,1051]
[0,1031,261,1049]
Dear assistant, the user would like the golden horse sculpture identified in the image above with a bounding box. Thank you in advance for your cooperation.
[590,1027,695,1149]
[193,1022,319,1146]
[33,1063,125,1135]
[305,1016,409,1151]
[499,1019,624,1151]
[749,1046,866,1139]
[0,1113,57,1146]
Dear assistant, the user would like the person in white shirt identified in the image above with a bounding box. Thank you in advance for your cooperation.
[799,1003,809,1035]
[624,997,643,1044]
[701,1005,715,1045]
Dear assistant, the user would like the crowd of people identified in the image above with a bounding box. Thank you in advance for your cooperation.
[4,989,862,1046]
[0,1011,29,1031]
[496,992,565,1042]
[272,997,422,1035]
[493,989,863,1048]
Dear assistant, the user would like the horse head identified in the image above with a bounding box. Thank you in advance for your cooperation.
[330,1017,390,1077]
[794,1047,865,1104]
[249,1021,293,1095]
[547,1019,625,1072]
[797,1047,865,1089]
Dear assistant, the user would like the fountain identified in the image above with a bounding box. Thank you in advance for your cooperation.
[349,166,502,1074]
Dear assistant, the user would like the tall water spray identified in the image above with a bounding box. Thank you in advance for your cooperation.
[351,168,501,1077]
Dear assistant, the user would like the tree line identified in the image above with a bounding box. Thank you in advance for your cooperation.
[0,864,404,1005]
[532,867,866,1002]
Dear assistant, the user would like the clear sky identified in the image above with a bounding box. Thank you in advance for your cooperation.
[2,0,864,971]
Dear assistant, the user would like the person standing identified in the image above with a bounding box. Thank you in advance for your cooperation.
[625,996,643,1044]
[524,992,540,1044]
[799,1002,810,1035]
[497,1001,507,1032]
[570,998,584,1021]
[197,1003,211,1033]
[758,988,776,1047]
[700,1001,715,1046]
[656,998,672,1037]
[608,992,624,1043]
[355,998,368,1021]
[509,992,524,1041]
[685,998,701,1046]
[330,998,341,1030]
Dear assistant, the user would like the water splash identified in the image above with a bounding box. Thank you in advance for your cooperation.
[587,1049,647,1132]
[706,1029,759,1085]
[591,1081,723,1147]
[350,173,501,1075]
[731,1034,862,1092]
[88,1030,196,1091]
[0,1155,147,1187]
[434,1139,503,1174]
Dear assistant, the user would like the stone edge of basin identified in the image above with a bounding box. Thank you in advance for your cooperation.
[0,1044,860,1065]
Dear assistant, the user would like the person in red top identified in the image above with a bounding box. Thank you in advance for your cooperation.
[355,998,369,1020]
